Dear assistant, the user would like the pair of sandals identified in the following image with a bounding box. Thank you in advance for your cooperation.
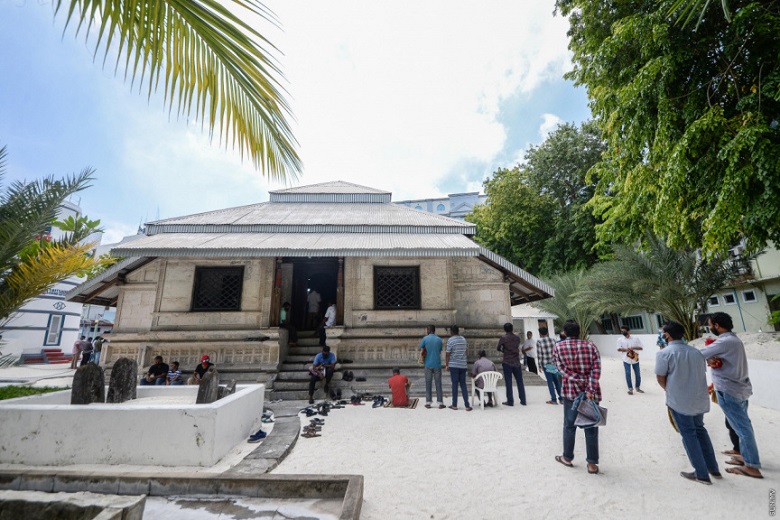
[372,396,387,408]
[555,455,599,475]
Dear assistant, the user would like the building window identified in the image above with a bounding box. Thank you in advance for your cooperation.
[374,266,420,310]
[656,314,667,328]
[44,314,64,346]
[436,203,446,211]
[415,205,423,210]
[708,295,720,307]
[742,289,757,303]
[722,293,736,305]
[191,266,244,311]
[620,315,644,330]
[600,317,614,333]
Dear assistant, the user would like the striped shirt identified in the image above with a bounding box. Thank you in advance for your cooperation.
[167,369,182,383]
[536,336,556,367]
[552,338,602,402]
[446,335,468,369]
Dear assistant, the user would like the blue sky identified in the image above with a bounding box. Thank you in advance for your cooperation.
[0,1,591,243]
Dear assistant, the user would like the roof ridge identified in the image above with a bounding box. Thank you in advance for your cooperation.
[147,201,270,225]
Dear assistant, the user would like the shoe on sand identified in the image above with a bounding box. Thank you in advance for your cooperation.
[680,471,712,485]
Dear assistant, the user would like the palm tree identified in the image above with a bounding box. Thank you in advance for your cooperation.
[52,0,300,180]
[668,0,732,27]
[573,234,742,341]
[0,146,112,325]
[532,270,600,340]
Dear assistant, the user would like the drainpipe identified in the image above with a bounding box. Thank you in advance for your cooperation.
[732,289,747,332]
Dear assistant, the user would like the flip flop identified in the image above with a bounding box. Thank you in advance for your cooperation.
[555,455,573,468]
[725,467,763,479]
[725,458,745,466]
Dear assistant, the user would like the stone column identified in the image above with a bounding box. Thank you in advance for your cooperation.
[336,257,344,326]
[270,257,282,327]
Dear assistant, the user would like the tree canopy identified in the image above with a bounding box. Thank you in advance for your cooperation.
[573,233,744,340]
[467,121,607,276]
[556,0,780,255]
[53,0,300,180]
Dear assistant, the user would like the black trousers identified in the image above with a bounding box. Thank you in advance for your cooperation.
[308,367,334,396]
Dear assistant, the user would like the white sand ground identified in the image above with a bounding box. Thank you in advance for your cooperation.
[274,358,779,520]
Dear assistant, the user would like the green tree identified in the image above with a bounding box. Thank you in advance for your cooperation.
[556,0,780,255]
[573,234,744,341]
[532,269,600,340]
[51,0,300,180]
[0,146,112,325]
[467,121,607,275]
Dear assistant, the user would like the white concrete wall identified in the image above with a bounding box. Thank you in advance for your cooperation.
[0,384,264,467]
[589,334,780,412]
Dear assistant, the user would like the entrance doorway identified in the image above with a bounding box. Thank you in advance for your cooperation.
[281,258,339,330]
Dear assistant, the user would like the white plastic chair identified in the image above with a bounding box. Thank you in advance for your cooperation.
[471,371,503,410]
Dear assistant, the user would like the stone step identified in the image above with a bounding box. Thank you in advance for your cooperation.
[285,355,314,363]
[287,345,323,356]
[275,372,311,381]
[280,363,308,372]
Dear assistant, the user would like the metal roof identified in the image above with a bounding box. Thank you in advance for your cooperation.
[110,233,480,258]
[67,180,554,305]
[146,202,475,235]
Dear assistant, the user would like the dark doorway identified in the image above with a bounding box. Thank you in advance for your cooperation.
[284,258,338,330]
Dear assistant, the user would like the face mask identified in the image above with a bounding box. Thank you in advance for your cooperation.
[622,331,628,337]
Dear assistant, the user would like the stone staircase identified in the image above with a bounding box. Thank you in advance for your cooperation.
[270,334,544,401]
[19,348,73,365]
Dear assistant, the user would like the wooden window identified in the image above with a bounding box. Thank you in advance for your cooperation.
[191,266,244,311]
[374,266,420,310]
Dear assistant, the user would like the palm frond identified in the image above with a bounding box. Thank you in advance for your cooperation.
[55,0,300,181]
[667,0,731,28]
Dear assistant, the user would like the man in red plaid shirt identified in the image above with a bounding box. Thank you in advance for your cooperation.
[552,320,602,475]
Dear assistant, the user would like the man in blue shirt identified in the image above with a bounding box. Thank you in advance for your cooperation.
[655,320,720,485]
[420,325,445,409]
[308,345,337,404]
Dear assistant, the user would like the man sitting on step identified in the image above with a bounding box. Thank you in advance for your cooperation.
[308,345,337,404]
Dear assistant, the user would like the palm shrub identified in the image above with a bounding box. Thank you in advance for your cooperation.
[0,146,113,325]
[533,269,601,340]
[573,234,743,341]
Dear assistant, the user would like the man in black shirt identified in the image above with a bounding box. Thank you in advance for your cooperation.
[188,355,214,384]
[140,355,169,385]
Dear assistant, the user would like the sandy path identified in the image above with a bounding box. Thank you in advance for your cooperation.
[274,358,779,519]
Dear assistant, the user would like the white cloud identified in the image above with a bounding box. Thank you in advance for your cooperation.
[539,113,563,140]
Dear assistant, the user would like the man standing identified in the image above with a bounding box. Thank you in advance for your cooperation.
[388,367,411,407]
[80,337,94,366]
[308,345,336,405]
[655,320,720,485]
[522,331,538,374]
[617,325,644,395]
[92,335,108,366]
[420,325,445,409]
[445,325,472,411]
[536,327,562,404]
[701,312,763,479]
[71,336,85,368]
[306,288,321,330]
[553,320,601,475]
[497,323,526,406]
[319,301,337,346]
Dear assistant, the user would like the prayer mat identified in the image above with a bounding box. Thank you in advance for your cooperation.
[384,398,419,409]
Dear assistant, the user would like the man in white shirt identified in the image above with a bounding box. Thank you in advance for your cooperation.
[319,302,336,346]
[617,325,644,395]
[306,289,321,330]
[522,331,538,374]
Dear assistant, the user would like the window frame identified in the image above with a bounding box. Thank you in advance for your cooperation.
[191,266,245,312]
[722,293,737,305]
[742,289,757,303]
[707,295,720,307]
[373,266,421,310]
[620,315,644,331]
